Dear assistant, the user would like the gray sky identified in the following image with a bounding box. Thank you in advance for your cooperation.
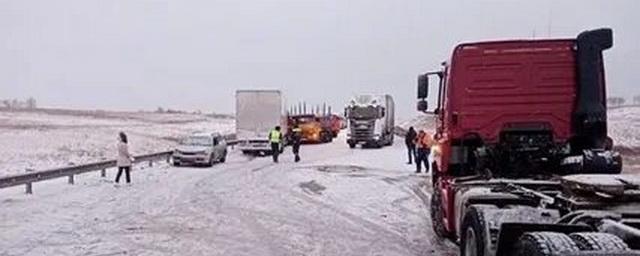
[1,0,638,117]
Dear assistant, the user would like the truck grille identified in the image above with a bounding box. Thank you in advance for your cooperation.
[350,121,374,140]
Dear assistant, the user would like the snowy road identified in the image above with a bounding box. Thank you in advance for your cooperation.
[1,135,457,256]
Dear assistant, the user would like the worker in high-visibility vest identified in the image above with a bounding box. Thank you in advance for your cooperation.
[414,130,435,173]
[291,124,302,162]
[268,126,283,163]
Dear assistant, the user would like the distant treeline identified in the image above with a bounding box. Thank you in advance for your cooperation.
[0,97,37,110]
[608,95,640,107]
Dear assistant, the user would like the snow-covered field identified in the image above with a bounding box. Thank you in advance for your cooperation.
[0,135,457,256]
[0,109,234,177]
[608,106,640,149]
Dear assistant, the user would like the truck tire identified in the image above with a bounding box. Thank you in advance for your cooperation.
[430,186,451,239]
[431,163,440,186]
[570,232,629,251]
[512,232,580,256]
[348,142,356,149]
[460,205,496,256]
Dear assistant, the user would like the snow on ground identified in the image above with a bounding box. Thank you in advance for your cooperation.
[0,109,234,177]
[0,135,457,256]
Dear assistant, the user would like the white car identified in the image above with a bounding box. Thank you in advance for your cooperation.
[172,132,228,167]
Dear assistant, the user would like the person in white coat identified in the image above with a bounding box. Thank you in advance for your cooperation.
[116,132,134,184]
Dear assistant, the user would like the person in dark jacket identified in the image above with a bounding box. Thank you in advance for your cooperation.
[405,127,417,164]
[291,124,302,162]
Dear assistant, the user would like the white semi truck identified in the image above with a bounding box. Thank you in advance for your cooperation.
[235,90,287,155]
[345,94,395,148]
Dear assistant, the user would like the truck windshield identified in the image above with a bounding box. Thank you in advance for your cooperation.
[349,106,378,119]
[181,136,212,146]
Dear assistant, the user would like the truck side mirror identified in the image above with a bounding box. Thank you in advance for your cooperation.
[418,74,429,99]
[417,99,428,112]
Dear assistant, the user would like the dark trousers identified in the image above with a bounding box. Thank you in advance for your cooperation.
[416,148,430,173]
[406,143,416,164]
[292,143,301,162]
[271,143,280,163]
[115,166,131,183]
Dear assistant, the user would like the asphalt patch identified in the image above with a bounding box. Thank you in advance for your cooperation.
[299,180,326,195]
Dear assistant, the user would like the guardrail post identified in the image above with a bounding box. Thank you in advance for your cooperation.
[101,169,106,177]
[148,160,153,167]
[25,183,32,194]
[68,175,74,184]
[166,154,171,163]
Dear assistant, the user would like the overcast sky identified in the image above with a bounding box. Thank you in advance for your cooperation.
[1,0,638,117]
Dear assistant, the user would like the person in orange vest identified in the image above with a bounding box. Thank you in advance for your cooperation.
[414,130,434,173]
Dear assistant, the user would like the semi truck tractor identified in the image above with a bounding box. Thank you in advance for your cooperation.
[235,90,287,155]
[345,94,395,148]
[418,28,640,256]
[287,114,333,143]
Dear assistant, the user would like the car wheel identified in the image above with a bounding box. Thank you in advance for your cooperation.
[207,154,214,167]
[220,151,227,163]
[348,142,356,149]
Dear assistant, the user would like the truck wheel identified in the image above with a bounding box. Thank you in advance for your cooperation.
[431,163,440,186]
[460,205,495,256]
[570,232,629,251]
[512,232,579,256]
[430,186,451,240]
[348,142,356,149]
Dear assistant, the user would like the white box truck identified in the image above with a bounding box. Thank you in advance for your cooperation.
[345,94,395,148]
[235,90,287,155]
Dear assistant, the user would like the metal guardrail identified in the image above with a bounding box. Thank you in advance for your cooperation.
[0,137,239,194]
[0,151,173,194]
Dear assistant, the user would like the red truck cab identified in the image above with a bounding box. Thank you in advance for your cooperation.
[418,28,622,243]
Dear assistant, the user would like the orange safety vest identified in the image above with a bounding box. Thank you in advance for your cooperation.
[415,133,434,149]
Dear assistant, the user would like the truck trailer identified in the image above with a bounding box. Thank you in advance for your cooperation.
[235,90,287,155]
[417,28,640,256]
